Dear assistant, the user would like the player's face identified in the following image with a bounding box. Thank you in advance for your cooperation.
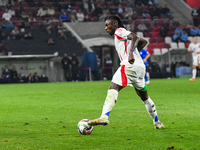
[105,20,115,36]
[193,37,197,43]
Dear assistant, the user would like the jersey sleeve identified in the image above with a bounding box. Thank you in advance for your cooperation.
[114,28,131,41]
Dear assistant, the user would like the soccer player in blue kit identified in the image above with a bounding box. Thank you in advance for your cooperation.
[139,49,150,84]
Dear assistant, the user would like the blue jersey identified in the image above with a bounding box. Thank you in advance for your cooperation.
[139,49,149,67]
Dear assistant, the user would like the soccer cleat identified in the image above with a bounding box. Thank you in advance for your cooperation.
[88,118,109,126]
[189,78,195,81]
[154,121,165,129]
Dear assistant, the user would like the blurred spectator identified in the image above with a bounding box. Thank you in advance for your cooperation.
[149,5,158,18]
[180,30,190,43]
[47,6,55,17]
[47,17,58,29]
[7,32,15,40]
[28,14,36,22]
[76,9,85,22]
[103,54,113,80]
[59,10,68,22]
[6,21,14,29]
[163,20,169,33]
[184,26,191,36]
[26,0,35,7]
[58,24,67,39]
[118,4,124,18]
[0,21,6,29]
[152,0,159,6]
[175,26,183,36]
[133,4,141,16]
[190,26,199,36]
[83,0,89,13]
[37,0,44,7]
[18,73,24,83]
[33,72,40,82]
[162,4,172,16]
[2,8,12,22]
[132,11,138,21]
[94,3,103,17]
[172,31,180,43]
[125,4,133,16]
[27,73,34,83]
[8,6,15,17]
[137,21,148,33]
[0,43,7,54]
[61,53,71,81]
[69,12,77,22]
[24,32,33,40]
[71,53,79,81]
[160,26,167,38]
[11,66,18,83]
[15,6,24,18]
[0,0,6,6]
[2,65,11,83]
[141,8,150,17]
[191,7,199,27]
[47,38,54,45]
[84,14,91,22]
[109,5,118,15]
[24,22,31,29]
[89,0,96,12]
[197,25,200,35]
[37,7,47,19]
[12,26,20,37]
[0,32,7,41]
[20,11,29,21]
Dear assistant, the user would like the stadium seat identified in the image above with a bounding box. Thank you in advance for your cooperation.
[170,42,178,49]
[145,16,151,20]
[156,43,162,49]
[185,42,190,48]
[167,31,173,37]
[165,37,172,44]
[144,32,151,37]
[157,37,164,43]
[147,48,154,55]
[136,32,144,37]
[150,37,157,43]
[188,36,193,42]
[161,48,168,54]
[148,43,155,49]
[152,32,158,37]
[153,48,161,55]
[163,43,170,49]
[178,42,186,49]
[153,16,159,19]
[153,26,159,32]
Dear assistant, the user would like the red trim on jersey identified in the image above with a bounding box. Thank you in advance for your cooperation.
[124,41,127,54]
[121,65,127,88]
[115,34,123,40]
[120,55,123,61]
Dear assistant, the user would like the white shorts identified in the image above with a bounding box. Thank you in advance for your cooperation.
[112,65,145,90]
[193,55,200,66]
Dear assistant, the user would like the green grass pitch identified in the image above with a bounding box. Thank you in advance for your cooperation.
[0,78,200,150]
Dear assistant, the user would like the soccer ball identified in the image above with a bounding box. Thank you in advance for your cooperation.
[77,119,93,135]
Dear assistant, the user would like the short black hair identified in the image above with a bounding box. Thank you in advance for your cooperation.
[106,15,125,28]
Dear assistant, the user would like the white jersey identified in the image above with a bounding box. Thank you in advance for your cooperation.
[188,42,200,58]
[114,27,145,69]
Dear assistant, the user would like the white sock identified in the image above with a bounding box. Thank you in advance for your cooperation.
[143,97,158,122]
[100,89,118,120]
[192,69,197,79]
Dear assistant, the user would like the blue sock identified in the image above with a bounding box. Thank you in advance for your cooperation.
[144,73,149,82]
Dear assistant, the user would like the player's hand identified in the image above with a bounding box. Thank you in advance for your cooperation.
[128,52,135,64]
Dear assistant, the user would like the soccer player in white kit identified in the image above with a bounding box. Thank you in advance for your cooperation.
[88,15,164,129]
[188,36,200,81]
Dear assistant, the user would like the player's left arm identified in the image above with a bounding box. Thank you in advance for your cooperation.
[127,33,147,64]
[144,53,150,63]
[137,38,148,51]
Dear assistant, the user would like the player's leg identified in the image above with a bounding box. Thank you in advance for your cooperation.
[190,65,197,81]
[135,87,164,129]
[190,56,198,81]
[88,83,122,126]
